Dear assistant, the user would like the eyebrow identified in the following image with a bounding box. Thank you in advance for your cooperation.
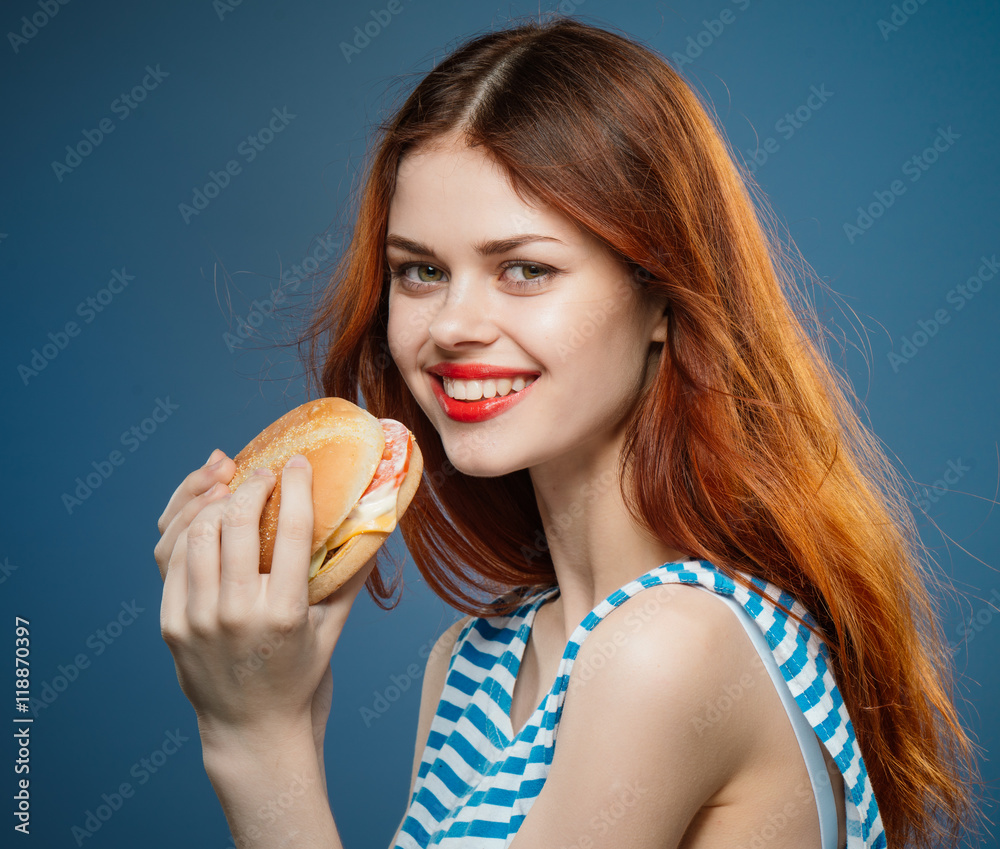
[384,233,565,257]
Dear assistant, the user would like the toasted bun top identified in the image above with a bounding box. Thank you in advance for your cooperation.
[229,398,385,571]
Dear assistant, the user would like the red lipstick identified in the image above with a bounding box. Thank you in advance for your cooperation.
[428,368,538,423]
[428,363,540,380]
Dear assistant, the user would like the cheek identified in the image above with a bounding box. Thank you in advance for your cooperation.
[387,295,428,365]
[501,295,606,366]
[386,303,406,365]
[522,293,648,375]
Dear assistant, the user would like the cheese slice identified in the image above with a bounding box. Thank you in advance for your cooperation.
[328,479,400,548]
[308,423,411,579]
[308,482,399,578]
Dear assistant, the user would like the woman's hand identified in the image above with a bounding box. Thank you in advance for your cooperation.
[154,451,355,847]
[154,448,236,581]
[155,451,374,754]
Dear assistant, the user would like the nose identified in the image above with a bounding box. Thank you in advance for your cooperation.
[426,276,499,350]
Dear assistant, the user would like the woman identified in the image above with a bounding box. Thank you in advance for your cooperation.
[154,17,978,849]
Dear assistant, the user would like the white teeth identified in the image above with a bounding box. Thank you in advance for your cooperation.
[441,375,536,401]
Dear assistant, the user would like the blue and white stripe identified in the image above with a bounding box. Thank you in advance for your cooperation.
[393,559,885,849]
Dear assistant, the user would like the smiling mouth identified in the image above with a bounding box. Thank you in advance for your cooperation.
[429,373,538,423]
[441,375,537,401]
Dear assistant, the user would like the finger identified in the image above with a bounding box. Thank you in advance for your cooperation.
[156,451,235,536]
[267,454,315,610]
[160,527,190,642]
[218,469,278,615]
[155,482,231,580]
[184,494,230,621]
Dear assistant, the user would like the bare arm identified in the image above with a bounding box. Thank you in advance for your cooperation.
[156,454,373,849]
[202,723,341,849]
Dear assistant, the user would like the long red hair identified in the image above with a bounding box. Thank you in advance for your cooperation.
[298,17,980,847]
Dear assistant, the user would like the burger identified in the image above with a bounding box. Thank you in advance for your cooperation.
[227,397,422,603]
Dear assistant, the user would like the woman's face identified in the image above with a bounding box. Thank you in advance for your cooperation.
[386,137,668,478]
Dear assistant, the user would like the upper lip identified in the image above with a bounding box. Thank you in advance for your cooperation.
[427,362,541,380]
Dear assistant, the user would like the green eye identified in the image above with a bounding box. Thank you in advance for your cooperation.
[504,262,552,289]
[387,263,446,291]
[415,265,442,282]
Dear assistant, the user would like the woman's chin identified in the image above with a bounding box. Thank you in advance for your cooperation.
[439,436,530,478]
[444,452,524,478]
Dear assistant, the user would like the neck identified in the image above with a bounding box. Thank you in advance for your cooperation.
[527,421,689,645]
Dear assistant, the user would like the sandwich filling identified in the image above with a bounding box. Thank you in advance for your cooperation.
[308,419,412,579]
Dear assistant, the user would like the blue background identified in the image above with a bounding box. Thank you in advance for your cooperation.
[2,0,997,846]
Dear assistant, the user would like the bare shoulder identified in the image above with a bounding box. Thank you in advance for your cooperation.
[567,583,766,748]
[509,585,774,847]
[509,584,836,848]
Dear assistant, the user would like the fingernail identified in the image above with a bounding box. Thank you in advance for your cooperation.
[285,454,308,468]
[206,448,222,465]
[253,467,275,476]
[207,459,224,470]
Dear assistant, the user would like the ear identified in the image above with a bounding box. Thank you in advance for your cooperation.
[649,297,670,344]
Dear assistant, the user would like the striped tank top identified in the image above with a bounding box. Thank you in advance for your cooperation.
[393,560,885,849]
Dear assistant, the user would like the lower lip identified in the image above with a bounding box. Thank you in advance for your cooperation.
[429,376,536,423]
